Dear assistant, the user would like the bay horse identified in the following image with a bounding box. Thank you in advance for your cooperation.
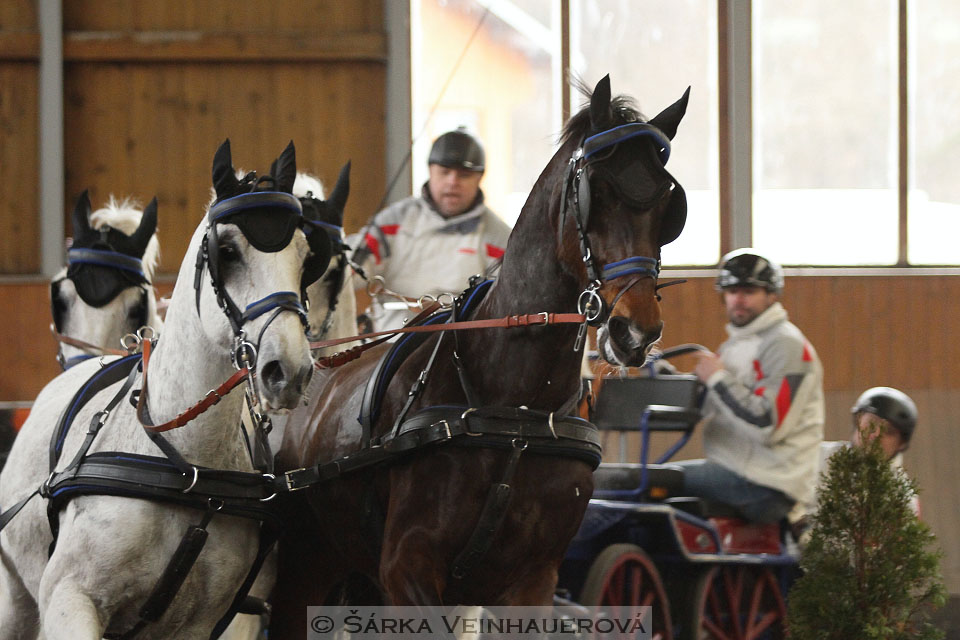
[50,191,162,370]
[270,75,690,636]
[0,140,326,639]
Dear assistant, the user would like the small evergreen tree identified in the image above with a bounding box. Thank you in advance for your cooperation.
[788,428,946,639]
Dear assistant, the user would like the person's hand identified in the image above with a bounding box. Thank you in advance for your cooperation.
[693,350,724,382]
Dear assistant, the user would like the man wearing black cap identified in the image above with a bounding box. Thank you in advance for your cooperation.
[353,128,511,330]
[677,248,825,524]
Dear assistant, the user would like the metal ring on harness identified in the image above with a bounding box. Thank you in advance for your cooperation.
[232,339,258,371]
[511,438,529,451]
[259,474,277,502]
[461,407,483,436]
[417,294,436,309]
[120,333,141,352]
[137,326,156,342]
[181,466,199,494]
[577,288,604,323]
[436,292,455,309]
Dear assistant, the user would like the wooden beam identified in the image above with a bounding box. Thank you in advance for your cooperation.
[61,31,387,63]
[0,32,40,61]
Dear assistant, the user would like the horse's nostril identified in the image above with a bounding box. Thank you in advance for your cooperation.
[262,360,286,391]
[607,316,632,346]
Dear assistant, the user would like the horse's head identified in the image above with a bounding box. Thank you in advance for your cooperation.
[51,191,160,369]
[558,76,689,366]
[193,139,327,411]
[292,163,352,338]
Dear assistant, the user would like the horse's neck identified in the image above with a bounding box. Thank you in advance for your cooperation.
[143,288,247,468]
[319,269,358,354]
[457,165,586,409]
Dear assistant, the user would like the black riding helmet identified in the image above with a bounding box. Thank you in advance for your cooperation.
[851,386,917,442]
[715,248,784,293]
[428,128,485,172]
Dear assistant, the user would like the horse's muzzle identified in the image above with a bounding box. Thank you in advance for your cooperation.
[597,315,662,367]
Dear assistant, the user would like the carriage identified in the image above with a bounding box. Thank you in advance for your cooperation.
[557,346,799,640]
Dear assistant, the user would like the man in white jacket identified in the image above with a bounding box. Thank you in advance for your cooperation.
[352,128,511,331]
[681,249,825,523]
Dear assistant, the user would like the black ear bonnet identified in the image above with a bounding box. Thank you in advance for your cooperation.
[60,191,155,309]
[578,122,687,246]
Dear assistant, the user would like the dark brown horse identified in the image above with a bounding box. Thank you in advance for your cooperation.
[270,76,690,637]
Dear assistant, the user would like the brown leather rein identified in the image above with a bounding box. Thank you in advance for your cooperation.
[309,306,588,369]
[50,323,131,358]
[127,307,585,434]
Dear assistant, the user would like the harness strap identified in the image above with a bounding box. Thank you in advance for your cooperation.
[310,311,586,356]
[281,406,601,491]
[450,438,526,580]
[208,521,280,639]
[0,489,39,533]
[50,323,130,358]
[136,339,249,433]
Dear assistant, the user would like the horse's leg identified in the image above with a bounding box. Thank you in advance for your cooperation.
[38,577,104,640]
[0,549,40,640]
[268,524,336,640]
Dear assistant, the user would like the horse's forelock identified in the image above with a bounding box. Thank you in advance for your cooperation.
[89,196,161,282]
[560,83,646,145]
[293,172,326,200]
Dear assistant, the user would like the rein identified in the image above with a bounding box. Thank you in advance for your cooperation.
[309,307,587,369]
[50,323,131,358]
[135,339,249,434]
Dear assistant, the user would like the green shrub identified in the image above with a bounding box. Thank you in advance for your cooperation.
[787,430,946,639]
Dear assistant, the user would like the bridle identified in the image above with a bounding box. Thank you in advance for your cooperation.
[191,185,329,402]
[51,241,151,369]
[560,121,687,328]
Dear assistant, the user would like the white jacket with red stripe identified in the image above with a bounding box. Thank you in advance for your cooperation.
[700,302,825,504]
[351,187,511,331]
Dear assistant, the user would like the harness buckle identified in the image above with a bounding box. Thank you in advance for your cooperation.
[536,312,549,326]
[461,408,483,437]
[283,468,309,492]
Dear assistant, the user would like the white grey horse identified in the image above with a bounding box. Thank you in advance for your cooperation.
[223,166,357,640]
[50,192,162,369]
[0,140,319,639]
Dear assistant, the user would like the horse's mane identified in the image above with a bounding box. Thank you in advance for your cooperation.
[560,79,648,145]
[293,172,325,200]
[89,195,161,282]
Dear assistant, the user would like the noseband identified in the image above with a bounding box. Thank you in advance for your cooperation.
[561,122,677,327]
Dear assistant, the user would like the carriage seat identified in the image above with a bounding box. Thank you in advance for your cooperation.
[593,462,685,500]
[664,496,784,554]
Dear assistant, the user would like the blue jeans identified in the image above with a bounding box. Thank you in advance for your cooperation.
[675,459,795,524]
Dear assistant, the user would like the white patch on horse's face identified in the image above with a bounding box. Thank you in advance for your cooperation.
[55,276,148,363]
[209,223,314,412]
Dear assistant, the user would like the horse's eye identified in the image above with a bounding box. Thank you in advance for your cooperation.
[218,242,241,264]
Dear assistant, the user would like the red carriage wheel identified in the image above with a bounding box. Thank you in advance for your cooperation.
[680,565,786,640]
[579,543,674,640]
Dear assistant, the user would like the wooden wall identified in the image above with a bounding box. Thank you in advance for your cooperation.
[0,0,385,276]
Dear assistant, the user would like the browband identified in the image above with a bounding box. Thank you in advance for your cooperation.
[208,191,302,222]
[67,248,146,279]
[583,122,671,165]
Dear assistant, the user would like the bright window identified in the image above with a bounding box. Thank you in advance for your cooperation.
[752,0,898,265]
[411,0,561,227]
[570,0,720,266]
[907,0,960,265]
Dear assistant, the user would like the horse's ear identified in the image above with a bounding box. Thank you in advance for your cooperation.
[130,197,158,256]
[271,141,297,193]
[648,86,691,141]
[589,75,612,131]
[71,190,93,243]
[212,139,239,199]
[326,161,351,225]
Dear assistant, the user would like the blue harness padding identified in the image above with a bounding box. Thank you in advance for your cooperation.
[357,279,494,445]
